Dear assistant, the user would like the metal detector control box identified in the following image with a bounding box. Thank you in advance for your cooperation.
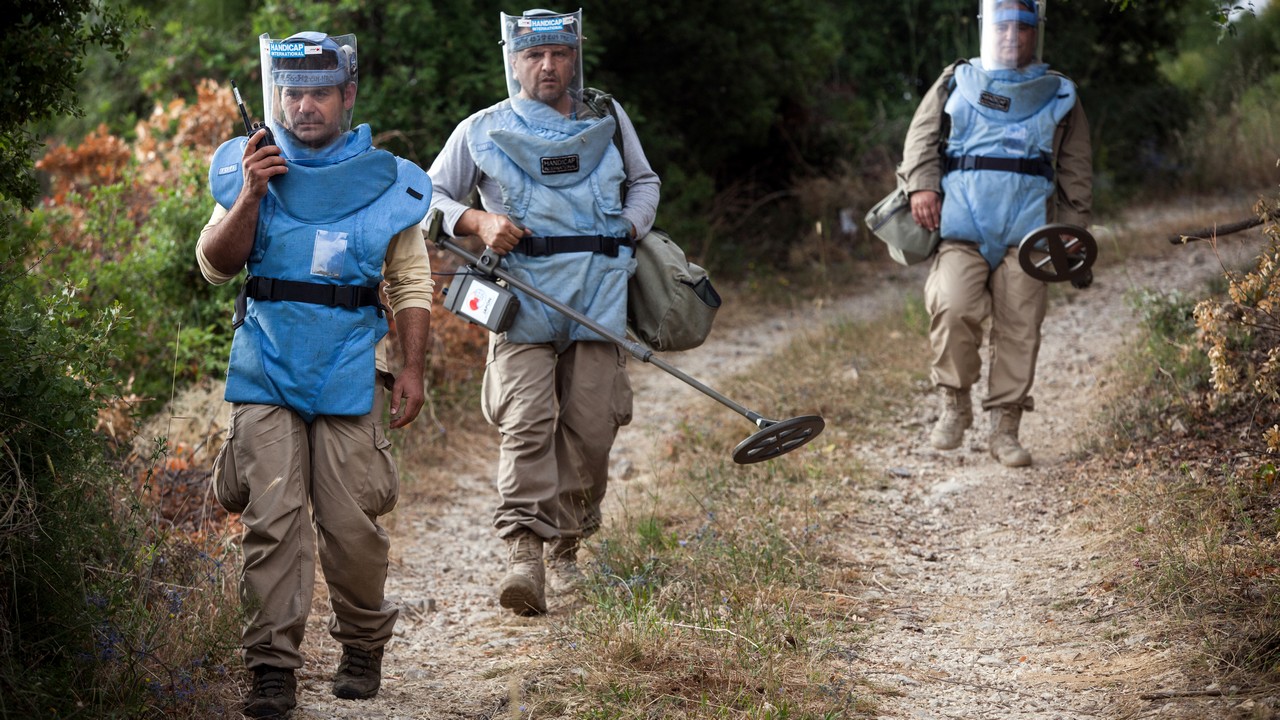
[443,267,520,334]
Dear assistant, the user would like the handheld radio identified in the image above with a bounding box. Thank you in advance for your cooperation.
[231,80,275,149]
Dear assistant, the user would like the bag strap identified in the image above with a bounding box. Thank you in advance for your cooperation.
[937,58,968,154]
[584,87,628,203]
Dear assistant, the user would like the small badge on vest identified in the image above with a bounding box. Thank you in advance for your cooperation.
[540,155,580,175]
[979,91,1012,112]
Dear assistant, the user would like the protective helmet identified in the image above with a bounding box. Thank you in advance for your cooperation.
[979,0,1045,71]
[259,31,358,148]
[499,9,584,106]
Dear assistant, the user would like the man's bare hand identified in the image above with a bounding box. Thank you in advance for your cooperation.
[388,367,426,429]
[242,129,287,200]
[909,190,942,233]
[466,210,531,255]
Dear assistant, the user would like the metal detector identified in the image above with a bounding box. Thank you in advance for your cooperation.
[1017,223,1097,289]
[433,232,825,464]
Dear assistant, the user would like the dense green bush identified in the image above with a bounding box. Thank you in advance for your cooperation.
[1,209,239,715]
[25,162,238,413]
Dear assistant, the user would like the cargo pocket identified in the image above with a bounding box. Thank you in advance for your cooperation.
[610,346,633,427]
[211,410,250,514]
[354,420,399,517]
[480,335,504,427]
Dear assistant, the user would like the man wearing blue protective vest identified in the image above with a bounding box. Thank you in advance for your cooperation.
[427,8,660,616]
[198,30,433,717]
[900,0,1092,467]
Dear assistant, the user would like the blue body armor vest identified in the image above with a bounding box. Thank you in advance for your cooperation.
[207,125,431,420]
[941,61,1076,268]
[466,97,634,348]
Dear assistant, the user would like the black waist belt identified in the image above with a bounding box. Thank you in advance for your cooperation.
[944,155,1055,181]
[233,276,385,329]
[513,235,634,258]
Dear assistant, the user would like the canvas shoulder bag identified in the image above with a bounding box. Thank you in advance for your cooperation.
[865,180,940,266]
[628,227,721,352]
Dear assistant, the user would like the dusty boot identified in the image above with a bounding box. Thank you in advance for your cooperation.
[498,529,546,615]
[929,386,973,450]
[988,406,1033,467]
[332,645,383,700]
[244,666,297,719]
[546,536,585,593]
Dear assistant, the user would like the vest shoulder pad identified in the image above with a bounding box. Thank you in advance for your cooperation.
[208,137,248,208]
[393,156,433,232]
[942,58,969,92]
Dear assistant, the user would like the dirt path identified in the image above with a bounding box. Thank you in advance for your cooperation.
[155,199,1263,718]
[829,204,1264,720]
[840,258,1181,720]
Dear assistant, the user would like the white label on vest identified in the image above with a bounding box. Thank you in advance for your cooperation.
[540,155,580,175]
[460,280,501,324]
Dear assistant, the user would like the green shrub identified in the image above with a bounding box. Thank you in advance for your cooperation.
[24,155,237,414]
[1,198,240,717]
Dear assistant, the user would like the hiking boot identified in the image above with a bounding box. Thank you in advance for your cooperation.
[244,666,296,719]
[988,406,1033,467]
[332,645,383,700]
[929,386,973,450]
[546,536,585,593]
[498,529,546,615]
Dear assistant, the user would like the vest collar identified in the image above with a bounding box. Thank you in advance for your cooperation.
[956,62,1061,122]
[277,124,375,166]
[268,125,398,223]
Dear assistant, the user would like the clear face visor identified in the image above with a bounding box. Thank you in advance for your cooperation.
[260,31,358,149]
[500,9,584,106]
[979,0,1044,70]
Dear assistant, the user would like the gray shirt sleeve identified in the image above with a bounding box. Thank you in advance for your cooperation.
[425,114,497,237]
[425,101,661,239]
[611,100,661,238]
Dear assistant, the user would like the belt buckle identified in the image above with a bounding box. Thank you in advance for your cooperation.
[527,236,550,257]
[260,277,280,301]
[331,285,357,309]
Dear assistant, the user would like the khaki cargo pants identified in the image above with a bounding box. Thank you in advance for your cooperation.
[212,390,399,670]
[925,240,1048,411]
[482,335,633,542]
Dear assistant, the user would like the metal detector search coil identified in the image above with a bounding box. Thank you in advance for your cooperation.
[1017,223,1096,289]
[442,271,519,333]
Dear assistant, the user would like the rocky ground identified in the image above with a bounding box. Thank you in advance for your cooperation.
[157,197,1273,718]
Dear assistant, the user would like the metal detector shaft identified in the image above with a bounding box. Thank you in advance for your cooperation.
[438,236,769,427]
